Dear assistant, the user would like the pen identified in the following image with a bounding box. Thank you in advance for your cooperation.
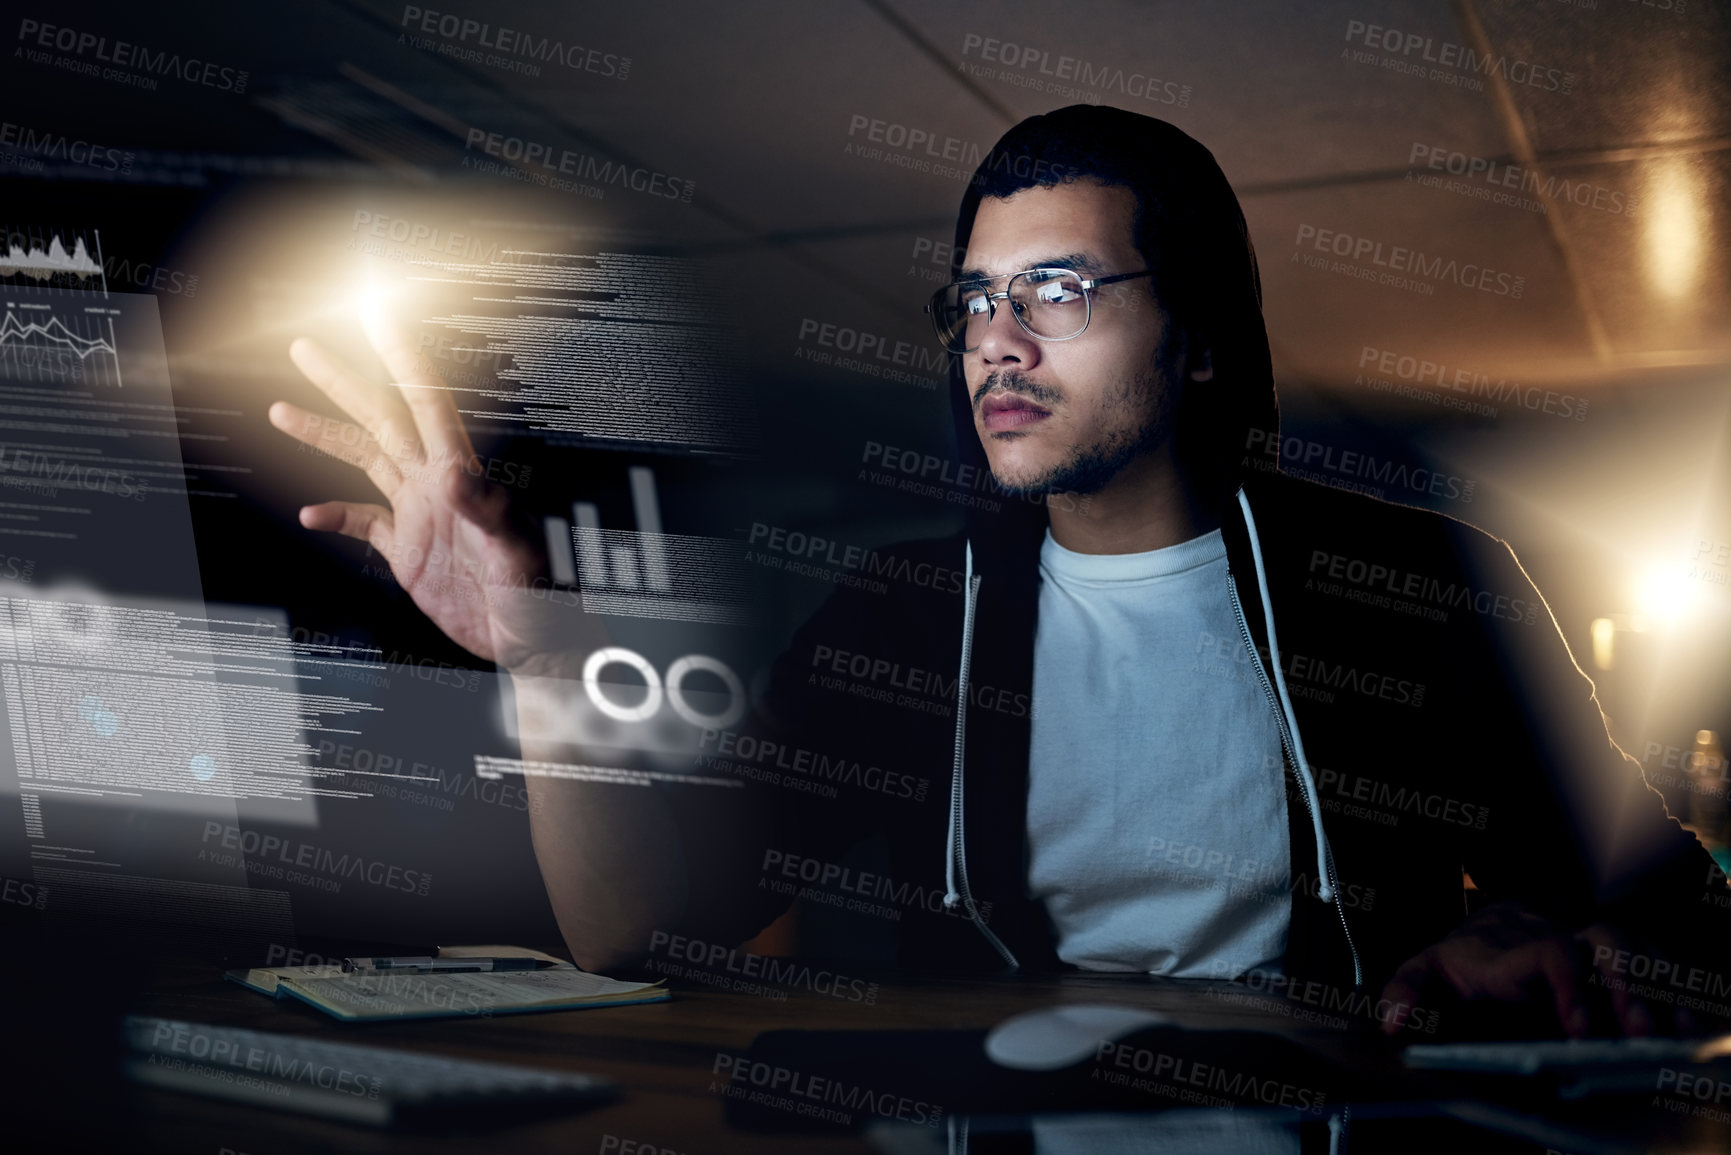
[340,956,553,973]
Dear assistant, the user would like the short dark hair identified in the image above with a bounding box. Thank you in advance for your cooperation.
[952,105,1277,499]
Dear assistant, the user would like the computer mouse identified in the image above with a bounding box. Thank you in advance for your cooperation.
[983,1003,1173,1071]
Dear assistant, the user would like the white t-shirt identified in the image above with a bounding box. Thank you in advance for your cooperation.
[1026,527,1291,976]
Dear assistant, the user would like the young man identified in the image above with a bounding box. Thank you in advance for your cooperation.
[274,105,1728,1037]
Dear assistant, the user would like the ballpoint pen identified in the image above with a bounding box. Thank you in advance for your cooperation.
[340,955,555,973]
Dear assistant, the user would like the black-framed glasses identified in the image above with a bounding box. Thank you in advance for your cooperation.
[923,267,1155,354]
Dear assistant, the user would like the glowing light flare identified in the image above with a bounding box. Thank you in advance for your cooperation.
[1645,158,1701,300]
[1634,561,1702,627]
[351,278,395,330]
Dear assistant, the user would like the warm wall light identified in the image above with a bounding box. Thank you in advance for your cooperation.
[1646,158,1700,300]
[1591,617,1616,671]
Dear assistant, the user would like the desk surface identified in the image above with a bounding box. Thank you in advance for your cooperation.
[115,962,1719,1154]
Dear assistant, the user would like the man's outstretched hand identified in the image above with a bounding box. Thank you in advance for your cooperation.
[1379,900,1704,1039]
[272,313,596,676]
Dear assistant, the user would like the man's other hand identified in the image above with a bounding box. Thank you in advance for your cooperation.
[1379,900,1701,1038]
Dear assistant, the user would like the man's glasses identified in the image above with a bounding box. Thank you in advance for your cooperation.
[924,267,1155,354]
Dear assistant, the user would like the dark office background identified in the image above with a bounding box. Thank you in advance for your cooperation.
[0,0,1726,949]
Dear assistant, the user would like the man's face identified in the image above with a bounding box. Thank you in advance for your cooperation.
[960,180,1201,496]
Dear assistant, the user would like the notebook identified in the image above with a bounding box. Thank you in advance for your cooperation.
[226,944,669,1022]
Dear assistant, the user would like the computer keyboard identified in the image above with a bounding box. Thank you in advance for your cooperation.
[1404,1034,1731,1075]
[123,1016,614,1127]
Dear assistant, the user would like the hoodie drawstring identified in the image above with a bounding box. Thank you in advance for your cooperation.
[943,540,976,911]
[943,541,1019,968]
[1235,487,1336,904]
[944,505,1351,979]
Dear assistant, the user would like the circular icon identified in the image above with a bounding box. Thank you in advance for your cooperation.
[665,654,746,729]
[189,754,217,781]
[582,647,664,723]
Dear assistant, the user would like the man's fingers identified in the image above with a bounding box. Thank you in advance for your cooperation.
[298,500,395,556]
[360,312,475,466]
[1579,925,1656,1036]
[268,401,403,499]
[443,461,513,537]
[1379,955,1436,1035]
[401,381,476,473]
[288,337,422,462]
[1530,940,1591,1038]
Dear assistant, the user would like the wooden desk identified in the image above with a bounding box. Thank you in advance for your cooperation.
[113,963,1716,1154]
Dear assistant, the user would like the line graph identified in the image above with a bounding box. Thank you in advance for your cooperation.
[0,227,107,295]
[0,305,123,386]
[0,310,117,358]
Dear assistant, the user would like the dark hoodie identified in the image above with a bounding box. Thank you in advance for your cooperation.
[667,109,1730,996]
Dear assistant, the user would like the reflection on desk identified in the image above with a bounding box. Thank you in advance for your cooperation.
[107,964,1731,1154]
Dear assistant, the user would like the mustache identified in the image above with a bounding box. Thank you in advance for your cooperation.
[972,371,1063,409]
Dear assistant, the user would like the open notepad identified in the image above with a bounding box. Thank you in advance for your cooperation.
[226,945,669,1022]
